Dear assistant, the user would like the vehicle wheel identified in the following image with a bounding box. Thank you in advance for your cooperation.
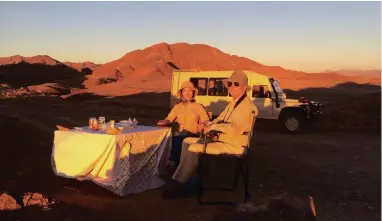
[281,111,307,133]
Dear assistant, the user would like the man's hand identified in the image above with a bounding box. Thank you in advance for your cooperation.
[203,124,212,134]
[197,123,205,132]
[157,120,171,126]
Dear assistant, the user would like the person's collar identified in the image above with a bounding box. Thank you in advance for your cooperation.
[232,92,246,103]
[180,96,195,103]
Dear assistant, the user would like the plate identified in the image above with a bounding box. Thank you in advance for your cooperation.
[119,120,133,126]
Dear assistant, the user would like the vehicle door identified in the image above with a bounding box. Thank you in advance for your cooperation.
[251,84,273,118]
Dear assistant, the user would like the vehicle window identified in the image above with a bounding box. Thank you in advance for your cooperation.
[190,78,207,96]
[208,78,228,96]
[252,85,270,98]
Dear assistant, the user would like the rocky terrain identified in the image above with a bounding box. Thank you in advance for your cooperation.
[0,42,380,221]
[0,88,380,221]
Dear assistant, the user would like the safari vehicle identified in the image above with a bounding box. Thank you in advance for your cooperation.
[170,70,323,133]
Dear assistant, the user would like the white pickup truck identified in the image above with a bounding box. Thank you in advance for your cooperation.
[170,70,323,133]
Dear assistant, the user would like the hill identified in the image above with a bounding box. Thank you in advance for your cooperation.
[0,55,62,66]
[81,42,380,96]
[1,42,380,97]
[62,61,100,73]
[325,69,381,78]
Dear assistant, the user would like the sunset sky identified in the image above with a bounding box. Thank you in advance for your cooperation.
[0,1,380,73]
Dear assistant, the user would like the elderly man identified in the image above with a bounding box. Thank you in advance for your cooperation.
[163,70,258,198]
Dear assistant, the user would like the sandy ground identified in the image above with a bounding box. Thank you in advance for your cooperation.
[0,86,380,221]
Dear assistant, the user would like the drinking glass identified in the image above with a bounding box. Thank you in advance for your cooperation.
[89,117,96,129]
[99,117,106,130]
[110,120,115,129]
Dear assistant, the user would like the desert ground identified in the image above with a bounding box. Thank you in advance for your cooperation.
[0,82,380,221]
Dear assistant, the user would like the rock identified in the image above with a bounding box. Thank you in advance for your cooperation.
[0,82,69,99]
[23,192,49,208]
[0,191,57,211]
[0,193,22,211]
[27,83,69,95]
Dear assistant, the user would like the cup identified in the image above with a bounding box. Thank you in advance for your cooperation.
[89,117,96,129]
[92,118,99,130]
[99,116,105,124]
[99,117,106,130]
[89,117,93,128]
[110,120,115,129]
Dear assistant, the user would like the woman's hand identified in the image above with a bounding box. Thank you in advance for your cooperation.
[157,120,171,126]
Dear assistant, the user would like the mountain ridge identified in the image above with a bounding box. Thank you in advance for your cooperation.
[0,42,380,97]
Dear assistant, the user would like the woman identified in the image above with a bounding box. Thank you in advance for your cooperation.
[158,81,210,167]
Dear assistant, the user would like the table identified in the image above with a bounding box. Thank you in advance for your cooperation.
[51,125,172,196]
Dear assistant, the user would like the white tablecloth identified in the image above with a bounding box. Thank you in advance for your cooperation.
[51,125,172,196]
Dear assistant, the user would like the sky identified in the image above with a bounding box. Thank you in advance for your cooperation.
[0,1,381,73]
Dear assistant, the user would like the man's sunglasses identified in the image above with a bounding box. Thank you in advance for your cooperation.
[227,81,240,87]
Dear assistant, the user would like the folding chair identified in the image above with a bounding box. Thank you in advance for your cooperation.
[197,111,257,205]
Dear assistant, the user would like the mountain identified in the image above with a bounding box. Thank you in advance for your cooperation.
[82,42,380,96]
[0,42,380,97]
[0,62,87,89]
[0,55,100,72]
[63,61,100,72]
[325,69,381,78]
[0,55,62,66]
[0,55,89,95]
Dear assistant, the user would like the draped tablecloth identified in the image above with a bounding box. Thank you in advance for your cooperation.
[51,125,172,196]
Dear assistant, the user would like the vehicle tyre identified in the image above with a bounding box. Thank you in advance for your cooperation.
[280,111,307,134]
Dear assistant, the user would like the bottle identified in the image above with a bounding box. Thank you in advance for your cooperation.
[92,118,98,130]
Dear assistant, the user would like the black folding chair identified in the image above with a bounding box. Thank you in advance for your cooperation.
[197,111,257,205]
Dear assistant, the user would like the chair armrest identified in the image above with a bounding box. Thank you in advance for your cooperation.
[204,129,223,139]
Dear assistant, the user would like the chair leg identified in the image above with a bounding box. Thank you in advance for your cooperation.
[197,154,206,203]
[204,155,210,178]
[241,160,250,203]
[218,158,242,191]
